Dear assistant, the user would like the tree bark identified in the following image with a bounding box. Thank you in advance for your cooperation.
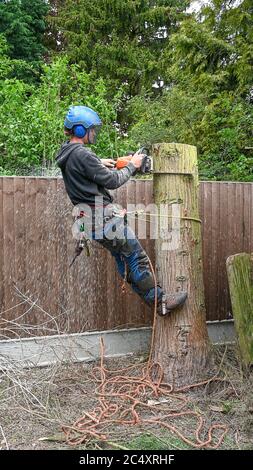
[226,253,253,367]
[151,142,212,387]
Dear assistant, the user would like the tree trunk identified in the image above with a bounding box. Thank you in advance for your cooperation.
[151,143,211,387]
[226,253,253,367]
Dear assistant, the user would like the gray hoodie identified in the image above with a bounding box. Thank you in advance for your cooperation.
[55,142,136,206]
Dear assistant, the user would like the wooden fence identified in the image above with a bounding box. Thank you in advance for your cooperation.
[0,177,252,338]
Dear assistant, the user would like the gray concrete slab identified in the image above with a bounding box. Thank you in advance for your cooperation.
[0,321,235,368]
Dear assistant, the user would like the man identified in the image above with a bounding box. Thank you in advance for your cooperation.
[56,105,187,316]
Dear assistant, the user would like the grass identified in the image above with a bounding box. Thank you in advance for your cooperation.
[125,433,193,450]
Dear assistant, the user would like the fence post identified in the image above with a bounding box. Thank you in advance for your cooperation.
[226,252,253,367]
[151,142,212,387]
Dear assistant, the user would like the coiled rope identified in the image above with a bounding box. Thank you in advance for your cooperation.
[62,252,228,448]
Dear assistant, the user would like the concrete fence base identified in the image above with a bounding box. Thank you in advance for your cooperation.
[0,320,235,368]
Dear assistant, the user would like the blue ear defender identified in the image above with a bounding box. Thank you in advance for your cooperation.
[73,125,86,138]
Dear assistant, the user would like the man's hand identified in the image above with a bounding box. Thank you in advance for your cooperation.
[131,152,145,169]
[102,158,116,168]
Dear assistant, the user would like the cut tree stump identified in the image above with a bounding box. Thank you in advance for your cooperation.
[151,142,212,387]
[226,253,253,367]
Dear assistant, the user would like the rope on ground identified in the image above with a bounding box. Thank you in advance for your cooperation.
[62,336,228,448]
[62,254,228,449]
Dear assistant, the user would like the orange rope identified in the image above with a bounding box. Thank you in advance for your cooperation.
[62,337,228,448]
[62,255,228,449]
[64,207,230,447]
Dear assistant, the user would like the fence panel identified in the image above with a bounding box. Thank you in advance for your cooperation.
[0,177,252,337]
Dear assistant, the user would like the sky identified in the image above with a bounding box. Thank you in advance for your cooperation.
[188,0,244,12]
[187,0,210,12]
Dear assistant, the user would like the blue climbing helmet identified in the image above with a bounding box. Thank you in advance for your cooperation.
[64,105,102,144]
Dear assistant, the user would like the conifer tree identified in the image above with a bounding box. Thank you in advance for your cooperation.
[0,0,48,81]
[48,0,190,97]
[128,0,253,181]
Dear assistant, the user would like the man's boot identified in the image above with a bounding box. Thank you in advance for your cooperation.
[156,291,188,317]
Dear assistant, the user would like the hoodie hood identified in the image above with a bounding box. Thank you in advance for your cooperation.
[55,142,83,170]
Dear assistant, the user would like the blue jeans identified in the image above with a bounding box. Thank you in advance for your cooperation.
[92,211,163,306]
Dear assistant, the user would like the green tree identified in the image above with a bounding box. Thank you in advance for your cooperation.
[0,0,49,82]
[48,0,190,100]
[0,34,12,79]
[128,0,253,181]
[0,57,133,174]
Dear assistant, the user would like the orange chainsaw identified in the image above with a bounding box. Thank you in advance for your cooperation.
[114,147,152,174]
